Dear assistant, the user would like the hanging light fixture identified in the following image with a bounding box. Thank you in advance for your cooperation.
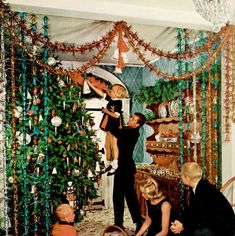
[193,0,231,32]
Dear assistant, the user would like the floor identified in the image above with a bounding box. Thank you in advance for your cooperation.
[75,207,136,236]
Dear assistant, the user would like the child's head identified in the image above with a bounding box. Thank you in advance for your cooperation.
[55,204,75,223]
[109,84,128,99]
[139,178,163,200]
[181,162,202,186]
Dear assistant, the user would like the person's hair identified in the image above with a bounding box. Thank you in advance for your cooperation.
[181,162,202,181]
[134,112,146,127]
[55,204,73,221]
[111,84,128,99]
[139,178,163,199]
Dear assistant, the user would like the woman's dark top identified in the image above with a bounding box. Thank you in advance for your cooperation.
[146,197,170,236]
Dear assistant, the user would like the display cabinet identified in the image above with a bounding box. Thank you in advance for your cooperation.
[135,167,189,216]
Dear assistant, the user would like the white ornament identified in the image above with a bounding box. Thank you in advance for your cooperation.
[52,167,57,175]
[29,119,32,130]
[47,57,57,66]
[83,80,91,94]
[32,45,39,55]
[31,185,36,194]
[51,116,62,135]
[14,106,23,118]
[95,161,100,172]
[27,91,32,99]
[113,67,122,74]
[58,80,65,88]
[88,169,93,178]
[17,132,31,145]
[39,114,43,121]
[8,176,14,184]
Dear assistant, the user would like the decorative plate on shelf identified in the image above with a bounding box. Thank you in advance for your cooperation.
[158,102,168,118]
[169,99,179,117]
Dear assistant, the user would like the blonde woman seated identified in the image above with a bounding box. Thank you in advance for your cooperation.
[136,178,171,236]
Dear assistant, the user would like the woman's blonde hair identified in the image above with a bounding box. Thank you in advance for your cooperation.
[111,84,128,99]
[55,204,73,220]
[139,178,163,199]
[181,162,202,181]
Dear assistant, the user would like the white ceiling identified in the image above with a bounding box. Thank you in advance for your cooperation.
[6,0,235,66]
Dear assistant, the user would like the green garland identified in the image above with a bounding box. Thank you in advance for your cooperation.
[176,28,185,212]
[19,12,30,235]
[198,31,207,178]
[42,16,51,236]
[135,79,178,105]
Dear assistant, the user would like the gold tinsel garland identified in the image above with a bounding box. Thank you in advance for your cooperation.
[1,0,235,136]
[0,0,227,60]
[5,17,115,76]
[232,34,235,122]
[0,0,234,81]
[224,35,232,141]
[0,1,118,54]
[10,23,19,236]
[127,33,229,80]
[123,22,227,60]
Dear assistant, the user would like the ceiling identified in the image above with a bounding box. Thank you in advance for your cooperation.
[6,0,235,66]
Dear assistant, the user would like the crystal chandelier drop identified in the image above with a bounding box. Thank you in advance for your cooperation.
[193,0,231,32]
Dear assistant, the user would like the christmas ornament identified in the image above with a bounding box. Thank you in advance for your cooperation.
[17,132,31,145]
[95,161,101,172]
[113,67,122,74]
[83,80,91,94]
[8,176,14,184]
[52,167,57,175]
[31,185,37,194]
[47,57,57,66]
[87,169,93,178]
[14,106,23,118]
[37,153,45,164]
[39,114,43,121]
[72,169,80,176]
[58,79,65,88]
[79,208,86,217]
[32,45,38,55]
[27,90,32,99]
[51,116,62,135]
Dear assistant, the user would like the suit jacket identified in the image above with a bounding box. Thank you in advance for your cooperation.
[182,179,235,236]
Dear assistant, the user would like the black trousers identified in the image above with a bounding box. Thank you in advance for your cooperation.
[192,229,216,236]
[113,171,142,226]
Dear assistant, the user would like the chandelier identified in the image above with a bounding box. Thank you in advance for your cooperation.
[193,0,231,32]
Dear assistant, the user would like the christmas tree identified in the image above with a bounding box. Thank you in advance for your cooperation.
[4,13,100,235]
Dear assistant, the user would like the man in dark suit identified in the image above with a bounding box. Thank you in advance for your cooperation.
[109,112,146,233]
[170,162,235,236]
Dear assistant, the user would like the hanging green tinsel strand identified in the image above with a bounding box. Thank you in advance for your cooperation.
[213,57,222,187]
[198,31,207,178]
[19,12,30,235]
[42,16,50,235]
[184,30,191,159]
[176,28,185,212]
[30,14,39,235]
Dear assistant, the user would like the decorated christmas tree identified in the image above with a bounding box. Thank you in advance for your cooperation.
[3,13,100,235]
